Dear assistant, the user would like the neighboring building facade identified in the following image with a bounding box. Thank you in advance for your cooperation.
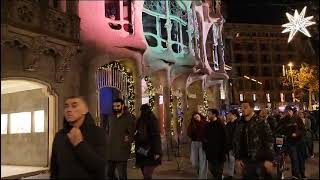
[1,0,228,172]
[223,23,307,109]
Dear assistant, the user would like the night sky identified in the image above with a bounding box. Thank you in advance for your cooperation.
[223,0,319,25]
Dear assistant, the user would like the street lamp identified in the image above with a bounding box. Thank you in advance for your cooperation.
[288,62,295,102]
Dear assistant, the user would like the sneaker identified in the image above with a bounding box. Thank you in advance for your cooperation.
[292,176,299,179]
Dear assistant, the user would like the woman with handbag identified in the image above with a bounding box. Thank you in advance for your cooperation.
[134,104,162,180]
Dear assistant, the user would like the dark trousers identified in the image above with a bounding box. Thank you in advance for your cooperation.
[208,161,224,179]
[106,160,128,180]
[140,165,157,180]
[243,160,272,179]
[288,141,306,178]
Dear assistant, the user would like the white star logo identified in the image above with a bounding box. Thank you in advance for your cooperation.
[282,6,316,43]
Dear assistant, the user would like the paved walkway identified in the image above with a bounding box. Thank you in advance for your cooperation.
[22,141,319,179]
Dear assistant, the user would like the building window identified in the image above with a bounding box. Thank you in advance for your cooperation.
[34,110,45,133]
[220,85,225,100]
[234,54,243,63]
[266,93,271,102]
[247,43,256,51]
[260,43,269,51]
[240,93,244,102]
[251,81,257,90]
[280,92,285,102]
[1,114,8,134]
[262,66,272,76]
[248,53,256,63]
[264,80,270,90]
[105,0,133,34]
[235,66,242,76]
[261,54,271,64]
[253,93,257,102]
[143,0,188,55]
[10,112,32,134]
[249,66,256,76]
[234,43,241,50]
[238,80,244,90]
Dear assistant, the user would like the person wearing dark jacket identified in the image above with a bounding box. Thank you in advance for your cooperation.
[134,104,162,180]
[203,109,227,179]
[225,109,239,179]
[259,108,278,135]
[101,98,136,179]
[187,112,208,179]
[275,106,307,179]
[50,96,107,179]
[233,101,275,179]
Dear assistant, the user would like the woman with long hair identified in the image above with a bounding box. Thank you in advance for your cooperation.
[134,104,162,180]
[187,112,208,179]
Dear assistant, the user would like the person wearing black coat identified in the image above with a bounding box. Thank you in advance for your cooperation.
[50,96,107,179]
[134,104,162,180]
[203,109,227,179]
[225,109,239,179]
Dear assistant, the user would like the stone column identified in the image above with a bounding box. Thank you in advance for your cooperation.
[162,70,173,160]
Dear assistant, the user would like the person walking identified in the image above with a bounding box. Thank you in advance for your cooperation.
[101,98,136,179]
[50,96,108,179]
[225,109,239,179]
[259,108,278,135]
[274,106,307,179]
[233,101,275,179]
[187,112,208,179]
[203,109,227,179]
[134,104,162,180]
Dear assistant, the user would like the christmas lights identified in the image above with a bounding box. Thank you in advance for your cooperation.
[101,62,135,114]
[282,6,316,43]
[144,76,155,111]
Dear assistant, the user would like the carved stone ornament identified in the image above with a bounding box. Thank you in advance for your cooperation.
[23,36,47,71]
[54,46,78,83]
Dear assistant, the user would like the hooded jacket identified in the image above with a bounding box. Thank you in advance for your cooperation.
[50,113,107,179]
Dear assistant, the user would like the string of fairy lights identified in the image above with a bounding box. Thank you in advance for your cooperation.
[169,90,174,136]
[144,76,155,111]
[101,61,135,114]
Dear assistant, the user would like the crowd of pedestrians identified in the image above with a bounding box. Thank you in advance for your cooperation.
[49,95,318,179]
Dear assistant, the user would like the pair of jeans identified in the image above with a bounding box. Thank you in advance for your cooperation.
[190,141,208,179]
[140,165,156,180]
[106,160,128,179]
[226,150,235,177]
[208,161,224,179]
[288,141,306,178]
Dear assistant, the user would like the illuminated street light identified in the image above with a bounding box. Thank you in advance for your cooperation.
[287,62,295,102]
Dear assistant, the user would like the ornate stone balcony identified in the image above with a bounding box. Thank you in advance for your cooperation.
[1,0,80,43]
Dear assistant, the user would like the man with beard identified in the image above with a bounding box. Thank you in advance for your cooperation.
[233,101,274,179]
[101,98,136,179]
[203,109,227,179]
[50,96,107,179]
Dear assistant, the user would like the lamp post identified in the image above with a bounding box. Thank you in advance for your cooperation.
[288,62,295,102]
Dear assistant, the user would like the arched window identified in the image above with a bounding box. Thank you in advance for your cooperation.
[143,0,189,56]
[105,0,133,34]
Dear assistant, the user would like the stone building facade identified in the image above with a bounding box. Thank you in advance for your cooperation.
[1,0,228,167]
